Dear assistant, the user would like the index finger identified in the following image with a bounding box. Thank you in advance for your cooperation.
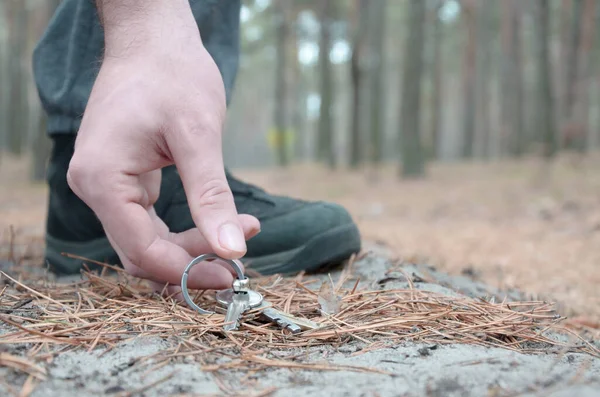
[165,112,247,260]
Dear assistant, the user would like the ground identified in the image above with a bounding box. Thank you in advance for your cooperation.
[1,247,599,396]
[235,155,600,326]
[1,153,600,396]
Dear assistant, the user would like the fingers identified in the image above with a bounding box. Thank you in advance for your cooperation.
[113,212,259,287]
[170,214,260,257]
[69,144,260,291]
[165,100,249,260]
[71,171,233,290]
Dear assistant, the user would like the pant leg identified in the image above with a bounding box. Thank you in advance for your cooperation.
[32,0,241,137]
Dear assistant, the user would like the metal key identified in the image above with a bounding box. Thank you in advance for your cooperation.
[182,254,321,333]
[223,291,250,331]
[216,288,264,331]
[256,301,321,334]
[216,289,321,334]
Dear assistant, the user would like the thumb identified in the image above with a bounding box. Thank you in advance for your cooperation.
[167,128,248,260]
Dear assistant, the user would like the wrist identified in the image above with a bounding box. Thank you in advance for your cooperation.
[98,0,202,58]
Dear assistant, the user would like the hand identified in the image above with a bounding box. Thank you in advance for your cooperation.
[66,0,260,291]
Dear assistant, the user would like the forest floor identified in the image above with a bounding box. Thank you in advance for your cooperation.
[235,153,600,328]
[1,153,599,325]
[1,153,600,396]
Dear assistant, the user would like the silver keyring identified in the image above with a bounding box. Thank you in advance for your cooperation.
[181,253,246,315]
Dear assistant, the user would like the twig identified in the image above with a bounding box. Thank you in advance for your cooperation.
[116,371,174,397]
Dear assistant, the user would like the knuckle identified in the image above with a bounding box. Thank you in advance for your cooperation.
[137,237,162,272]
[196,178,232,210]
[123,262,145,278]
[186,113,223,138]
[65,157,87,189]
[67,155,110,202]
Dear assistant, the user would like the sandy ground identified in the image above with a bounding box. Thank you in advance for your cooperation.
[1,245,599,397]
[13,338,600,397]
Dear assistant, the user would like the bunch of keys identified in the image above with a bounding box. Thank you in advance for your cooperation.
[181,254,320,334]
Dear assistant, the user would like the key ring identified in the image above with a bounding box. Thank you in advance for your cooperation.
[180,253,247,315]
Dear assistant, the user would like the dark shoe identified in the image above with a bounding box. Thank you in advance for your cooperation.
[44,136,362,276]
[220,171,361,275]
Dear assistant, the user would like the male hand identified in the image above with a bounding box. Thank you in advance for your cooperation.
[66,0,260,291]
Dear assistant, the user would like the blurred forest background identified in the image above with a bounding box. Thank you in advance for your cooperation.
[1,0,600,327]
[0,0,599,174]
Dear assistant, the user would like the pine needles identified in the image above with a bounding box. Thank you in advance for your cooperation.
[0,260,598,384]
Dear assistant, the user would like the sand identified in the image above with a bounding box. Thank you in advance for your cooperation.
[13,337,599,397]
[1,244,599,397]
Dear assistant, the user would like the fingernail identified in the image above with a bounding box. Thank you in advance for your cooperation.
[219,223,246,253]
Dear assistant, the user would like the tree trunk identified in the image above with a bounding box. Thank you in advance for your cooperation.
[292,62,307,162]
[349,0,368,169]
[501,0,525,157]
[273,0,289,167]
[500,0,514,155]
[399,0,426,178]
[571,0,596,153]
[593,3,600,150]
[8,0,28,155]
[557,0,572,125]
[461,0,477,158]
[561,0,582,137]
[317,0,335,168]
[0,1,9,158]
[368,0,386,165]
[429,1,443,160]
[512,2,525,157]
[534,0,558,159]
[290,7,306,163]
[474,0,493,159]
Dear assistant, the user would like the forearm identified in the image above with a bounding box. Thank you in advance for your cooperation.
[95,0,200,57]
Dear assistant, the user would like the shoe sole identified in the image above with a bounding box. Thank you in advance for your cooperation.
[46,223,361,276]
